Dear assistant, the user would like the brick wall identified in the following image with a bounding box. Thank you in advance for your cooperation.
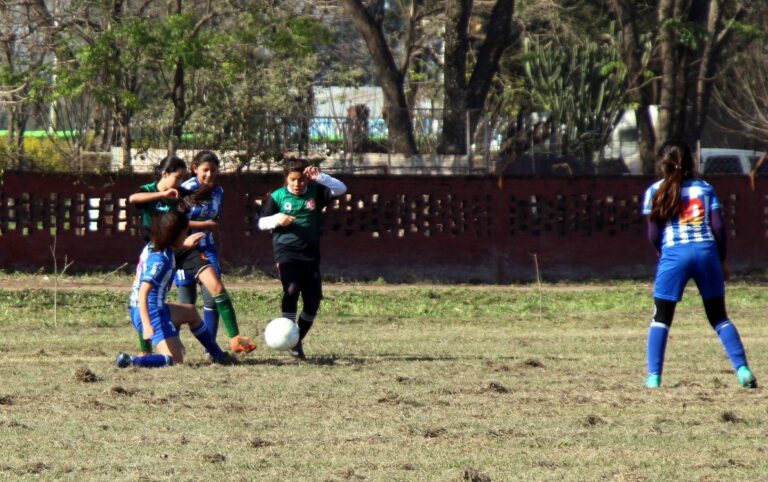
[1,171,765,282]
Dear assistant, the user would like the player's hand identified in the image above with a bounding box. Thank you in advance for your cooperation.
[277,214,295,226]
[162,188,180,200]
[721,260,730,282]
[303,166,321,181]
[182,232,205,248]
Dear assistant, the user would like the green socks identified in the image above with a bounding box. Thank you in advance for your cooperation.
[213,291,239,338]
[138,331,152,353]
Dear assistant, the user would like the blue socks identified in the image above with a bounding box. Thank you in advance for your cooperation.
[203,307,220,340]
[647,321,670,376]
[193,321,224,358]
[714,320,748,370]
[131,353,173,368]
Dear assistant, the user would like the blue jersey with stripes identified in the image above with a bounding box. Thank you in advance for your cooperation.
[129,244,175,310]
[642,178,721,248]
[181,177,223,251]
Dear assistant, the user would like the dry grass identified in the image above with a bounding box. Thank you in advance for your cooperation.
[1,279,768,480]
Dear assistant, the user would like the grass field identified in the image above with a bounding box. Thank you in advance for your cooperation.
[1,275,768,481]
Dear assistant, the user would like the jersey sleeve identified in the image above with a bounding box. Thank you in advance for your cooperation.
[708,185,721,211]
[141,252,171,287]
[641,186,655,215]
[260,193,279,217]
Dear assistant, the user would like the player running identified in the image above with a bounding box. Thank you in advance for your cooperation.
[642,140,756,389]
[257,158,347,359]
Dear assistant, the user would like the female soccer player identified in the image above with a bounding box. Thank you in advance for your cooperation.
[116,210,230,367]
[176,151,226,342]
[257,158,347,359]
[128,156,256,355]
[642,140,756,388]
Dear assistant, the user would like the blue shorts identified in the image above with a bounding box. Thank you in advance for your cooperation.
[129,306,179,346]
[654,243,725,302]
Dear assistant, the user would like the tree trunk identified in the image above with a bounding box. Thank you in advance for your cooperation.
[438,0,517,155]
[340,0,417,155]
[168,59,185,155]
[117,108,132,169]
[438,0,472,155]
[610,0,657,173]
[656,0,682,147]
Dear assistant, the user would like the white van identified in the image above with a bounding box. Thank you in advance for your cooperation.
[698,148,765,175]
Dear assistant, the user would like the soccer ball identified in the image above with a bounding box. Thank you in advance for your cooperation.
[264,317,300,351]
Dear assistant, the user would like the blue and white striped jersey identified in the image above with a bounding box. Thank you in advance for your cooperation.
[642,178,721,248]
[129,244,175,310]
[181,177,223,250]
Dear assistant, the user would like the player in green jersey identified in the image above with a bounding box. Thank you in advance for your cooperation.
[257,158,347,359]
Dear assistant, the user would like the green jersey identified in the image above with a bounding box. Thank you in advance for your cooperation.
[134,181,188,239]
[260,183,332,262]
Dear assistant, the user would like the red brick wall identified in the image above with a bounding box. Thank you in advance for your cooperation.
[1,171,766,282]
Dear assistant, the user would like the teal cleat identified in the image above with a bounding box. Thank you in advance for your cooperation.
[737,366,757,389]
[645,374,661,388]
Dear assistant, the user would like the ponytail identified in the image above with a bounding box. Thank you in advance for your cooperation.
[650,141,694,224]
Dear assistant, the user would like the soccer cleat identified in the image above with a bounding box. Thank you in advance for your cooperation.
[289,341,306,361]
[737,366,757,389]
[211,352,239,366]
[115,352,132,368]
[230,335,257,353]
[645,374,661,388]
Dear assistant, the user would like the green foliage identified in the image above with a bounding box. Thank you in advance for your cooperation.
[523,33,628,160]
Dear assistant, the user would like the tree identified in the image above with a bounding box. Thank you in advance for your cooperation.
[610,0,750,173]
[437,0,518,155]
[340,0,418,155]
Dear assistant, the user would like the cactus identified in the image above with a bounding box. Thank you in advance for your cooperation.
[523,32,627,165]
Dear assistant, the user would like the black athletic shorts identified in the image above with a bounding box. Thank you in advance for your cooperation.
[174,247,212,281]
[277,259,323,299]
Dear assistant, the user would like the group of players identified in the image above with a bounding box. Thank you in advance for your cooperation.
[116,141,758,390]
[115,151,346,368]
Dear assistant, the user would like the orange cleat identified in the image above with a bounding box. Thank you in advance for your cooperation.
[230,335,257,353]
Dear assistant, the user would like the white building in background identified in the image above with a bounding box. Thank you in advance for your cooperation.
[601,106,659,174]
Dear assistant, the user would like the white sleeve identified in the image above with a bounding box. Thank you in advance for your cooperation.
[316,172,347,197]
[258,213,282,230]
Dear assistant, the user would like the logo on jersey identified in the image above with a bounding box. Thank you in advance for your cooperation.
[680,198,705,226]
[306,199,316,211]
[283,202,293,213]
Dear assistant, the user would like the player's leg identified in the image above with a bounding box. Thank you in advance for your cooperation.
[200,249,221,339]
[167,302,230,363]
[646,299,676,388]
[646,247,689,388]
[278,261,304,359]
[195,261,256,353]
[117,307,177,368]
[694,246,756,388]
[292,261,322,359]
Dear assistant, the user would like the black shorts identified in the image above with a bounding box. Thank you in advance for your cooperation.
[278,259,323,299]
[174,248,212,281]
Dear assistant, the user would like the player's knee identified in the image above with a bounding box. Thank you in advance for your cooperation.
[283,283,300,300]
[198,266,223,295]
[302,295,321,316]
[703,297,728,329]
[653,298,676,327]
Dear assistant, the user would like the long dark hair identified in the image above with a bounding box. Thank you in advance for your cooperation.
[154,155,187,180]
[650,141,695,224]
[186,150,220,204]
[149,210,189,251]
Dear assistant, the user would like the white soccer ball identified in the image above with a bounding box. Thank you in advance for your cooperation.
[264,317,300,351]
